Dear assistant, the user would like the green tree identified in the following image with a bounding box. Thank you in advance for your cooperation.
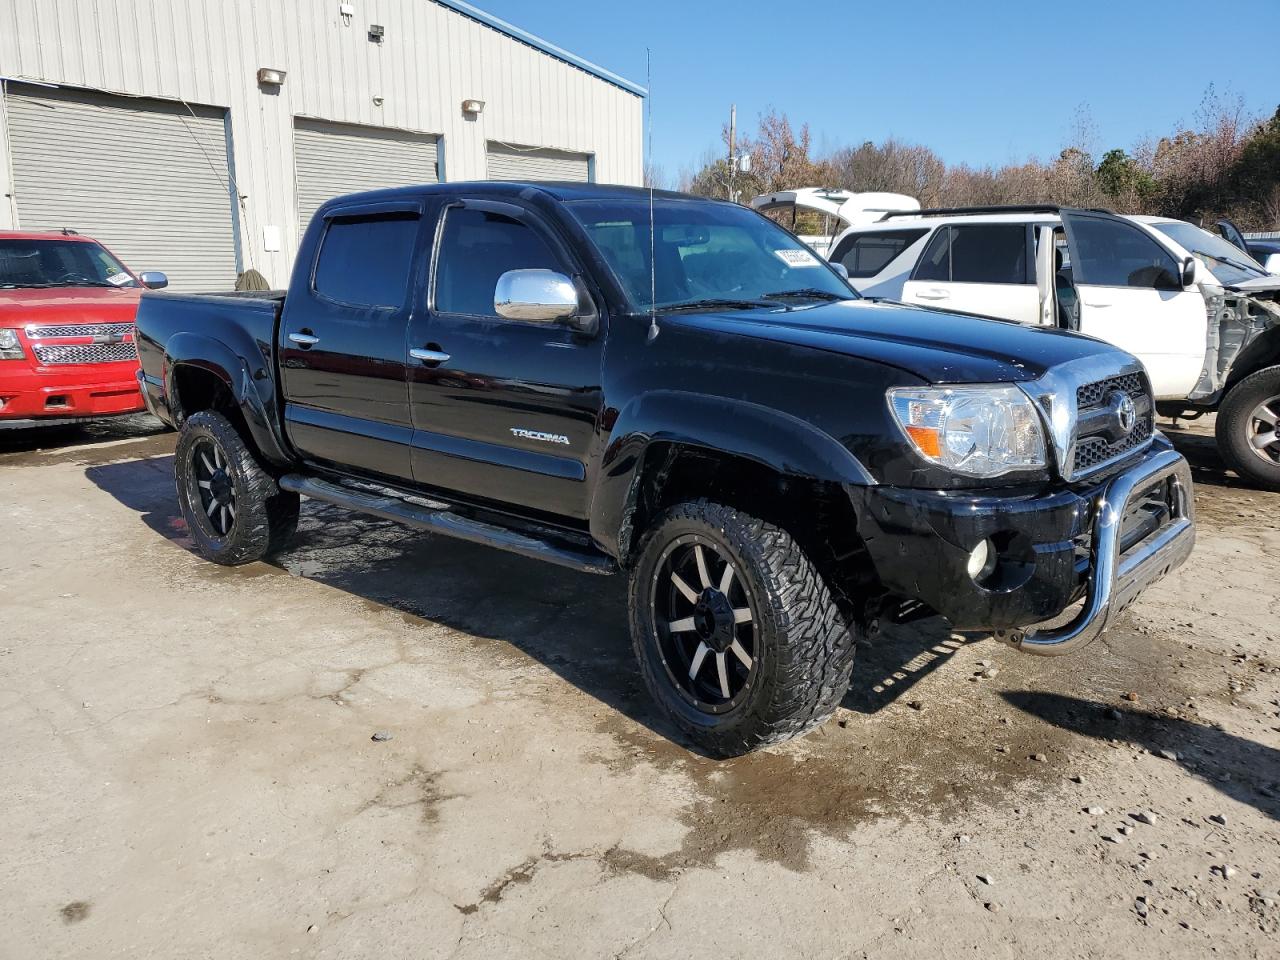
[1095,149,1156,206]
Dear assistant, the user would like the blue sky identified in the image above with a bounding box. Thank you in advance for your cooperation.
[477,0,1280,182]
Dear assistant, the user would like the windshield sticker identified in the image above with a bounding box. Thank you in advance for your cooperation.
[775,248,820,267]
[107,272,132,286]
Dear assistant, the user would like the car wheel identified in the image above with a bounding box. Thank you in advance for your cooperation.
[628,499,858,757]
[174,410,299,565]
[1216,365,1280,490]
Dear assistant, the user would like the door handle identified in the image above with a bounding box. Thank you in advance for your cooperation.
[1082,301,1112,308]
[289,332,320,346]
[410,348,451,364]
[916,289,950,300]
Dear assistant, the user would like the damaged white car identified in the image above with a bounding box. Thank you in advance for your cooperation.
[822,205,1280,488]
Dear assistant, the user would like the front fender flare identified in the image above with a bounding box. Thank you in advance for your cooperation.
[164,332,292,467]
[589,390,874,558]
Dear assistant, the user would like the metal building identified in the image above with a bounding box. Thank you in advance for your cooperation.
[0,0,645,290]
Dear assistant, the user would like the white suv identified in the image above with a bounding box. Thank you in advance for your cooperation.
[826,205,1280,488]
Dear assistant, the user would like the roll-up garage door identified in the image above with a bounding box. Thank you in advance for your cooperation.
[486,142,592,182]
[3,84,239,292]
[293,119,439,233]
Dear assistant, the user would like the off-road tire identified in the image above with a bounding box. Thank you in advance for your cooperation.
[174,410,299,565]
[628,500,859,757]
[1216,365,1280,490]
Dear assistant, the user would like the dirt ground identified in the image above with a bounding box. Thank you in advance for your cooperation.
[1,414,1277,960]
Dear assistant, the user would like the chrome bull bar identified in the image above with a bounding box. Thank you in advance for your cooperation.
[995,447,1195,656]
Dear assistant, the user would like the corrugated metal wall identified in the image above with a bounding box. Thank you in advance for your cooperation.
[486,142,590,182]
[0,0,644,288]
[5,86,239,291]
[294,119,440,233]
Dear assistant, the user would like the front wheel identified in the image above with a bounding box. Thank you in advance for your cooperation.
[628,500,858,757]
[174,410,299,565]
[1216,366,1280,490]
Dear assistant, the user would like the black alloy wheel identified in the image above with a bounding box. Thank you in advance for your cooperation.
[628,500,860,757]
[650,536,758,714]
[191,436,237,537]
[174,409,299,565]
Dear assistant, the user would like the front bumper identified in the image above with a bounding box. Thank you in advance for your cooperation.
[852,438,1195,652]
[0,362,144,424]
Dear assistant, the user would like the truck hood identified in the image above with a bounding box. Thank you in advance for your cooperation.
[1221,275,1280,294]
[672,299,1123,384]
[0,287,143,326]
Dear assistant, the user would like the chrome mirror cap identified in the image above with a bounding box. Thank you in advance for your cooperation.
[494,269,577,322]
[139,271,169,289]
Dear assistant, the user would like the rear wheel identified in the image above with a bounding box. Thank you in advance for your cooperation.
[1216,366,1280,490]
[174,410,299,565]
[628,500,858,757]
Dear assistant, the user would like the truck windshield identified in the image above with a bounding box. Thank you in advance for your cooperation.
[1148,221,1268,286]
[0,238,138,289]
[566,198,856,312]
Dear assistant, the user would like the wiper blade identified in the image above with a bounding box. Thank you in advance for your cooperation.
[762,288,851,302]
[62,280,116,287]
[658,297,779,313]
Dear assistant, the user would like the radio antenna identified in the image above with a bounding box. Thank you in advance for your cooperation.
[646,47,659,343]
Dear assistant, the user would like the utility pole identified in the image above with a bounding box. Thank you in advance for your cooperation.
[728,103,737,203]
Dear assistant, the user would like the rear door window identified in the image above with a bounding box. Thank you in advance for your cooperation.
[948,224,1029,284]
[832,229,927,278]
[912,224,1030,284]
[314,213,420,308]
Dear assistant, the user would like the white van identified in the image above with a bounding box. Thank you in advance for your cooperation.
[825,205,1280,488]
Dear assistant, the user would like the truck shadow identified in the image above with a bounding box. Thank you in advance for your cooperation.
[1161,422,1248,491]
[84,455,965,751]
[1002,691,1280,822]
[0,413,167,459]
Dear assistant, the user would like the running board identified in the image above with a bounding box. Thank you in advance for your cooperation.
[278,474,615,576]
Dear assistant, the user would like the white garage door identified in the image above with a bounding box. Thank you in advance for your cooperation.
[486,142,592,182]
[294,119,440,233]
[3,84,239,292]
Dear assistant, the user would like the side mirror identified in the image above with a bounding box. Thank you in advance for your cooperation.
[1181,257,1198,288]
[1265,253,1280,275]
[139,271,168,289]
[494,269,579,323]
[830,262,850,280]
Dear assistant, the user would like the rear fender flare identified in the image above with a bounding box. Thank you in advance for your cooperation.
[164,333,291,466]
[589,390,874,557]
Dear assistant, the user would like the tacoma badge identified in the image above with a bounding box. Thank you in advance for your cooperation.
[510,427,571,445]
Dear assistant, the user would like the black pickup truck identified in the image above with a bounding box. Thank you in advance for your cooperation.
[135,182,1195,756]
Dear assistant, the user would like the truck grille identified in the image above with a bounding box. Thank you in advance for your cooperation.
[1072,373,1154,476]
[31,342,138,365]
[26,322,135,340]
[1076,372,1145,409]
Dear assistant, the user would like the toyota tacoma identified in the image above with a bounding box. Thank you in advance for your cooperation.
[134,183,1196,756]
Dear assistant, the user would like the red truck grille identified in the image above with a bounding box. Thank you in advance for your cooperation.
[26,322,135,340]
[31,341,138,364]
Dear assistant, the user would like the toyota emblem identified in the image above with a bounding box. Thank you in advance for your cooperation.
[1109,390,1137,438]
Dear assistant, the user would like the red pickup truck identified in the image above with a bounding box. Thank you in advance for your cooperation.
[0,230,167,428]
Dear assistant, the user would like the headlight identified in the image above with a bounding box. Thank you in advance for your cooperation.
[0,329,25,360]
[888,385,1047,478]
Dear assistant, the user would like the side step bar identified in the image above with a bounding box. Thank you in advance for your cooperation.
[278,474,615,576]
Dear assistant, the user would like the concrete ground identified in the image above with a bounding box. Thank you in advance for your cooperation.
[1,414,1277,960]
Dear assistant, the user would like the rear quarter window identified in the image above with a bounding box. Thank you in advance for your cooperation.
[313,213,420,308]
[831,229,927,279]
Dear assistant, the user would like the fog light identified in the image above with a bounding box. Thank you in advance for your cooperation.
[967,538,997,582]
